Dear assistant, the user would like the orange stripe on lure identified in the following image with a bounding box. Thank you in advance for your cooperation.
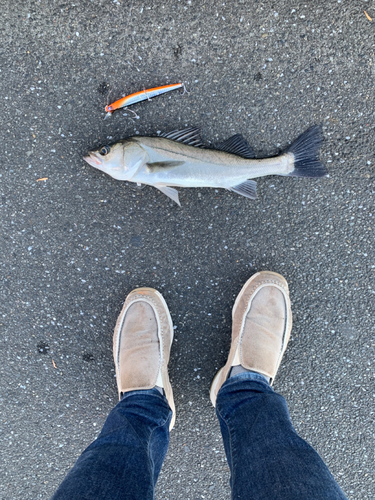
[104,83,184,118]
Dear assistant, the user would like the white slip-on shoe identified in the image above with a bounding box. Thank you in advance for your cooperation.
[113,288,176,429]
[210,271,292,407]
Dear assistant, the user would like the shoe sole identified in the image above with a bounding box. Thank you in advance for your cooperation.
[147,288,176,431]
[210,367,225,407]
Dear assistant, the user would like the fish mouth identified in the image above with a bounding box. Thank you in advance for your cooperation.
[83,152,103,168]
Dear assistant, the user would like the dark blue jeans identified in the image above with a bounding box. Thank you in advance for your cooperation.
[51,373,347,500]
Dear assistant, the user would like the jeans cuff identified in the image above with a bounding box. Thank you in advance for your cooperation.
[121,387,165,401]
[222,371,271,388]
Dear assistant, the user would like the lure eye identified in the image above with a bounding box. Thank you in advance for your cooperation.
[99,146,111,156]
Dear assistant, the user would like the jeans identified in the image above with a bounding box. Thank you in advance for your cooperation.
[51,373,347,500]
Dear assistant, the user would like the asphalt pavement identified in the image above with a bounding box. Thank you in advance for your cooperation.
[1,1,374,499]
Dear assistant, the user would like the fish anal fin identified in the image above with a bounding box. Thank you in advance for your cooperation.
[230,180,257,200]
[216,135,256,159]
[155,185,181,206]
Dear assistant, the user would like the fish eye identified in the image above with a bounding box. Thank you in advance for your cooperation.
[99,145,111,156]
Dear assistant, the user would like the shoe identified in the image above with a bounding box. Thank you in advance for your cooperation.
[113,288,176,429]
[210,271,292,407]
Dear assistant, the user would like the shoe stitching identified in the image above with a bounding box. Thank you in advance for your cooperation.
[124,293,175,428]
[116,292,171,397]
[237,280,290,379]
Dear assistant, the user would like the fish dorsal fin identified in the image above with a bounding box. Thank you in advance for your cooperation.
[216,135,256,159]
[160,127,204,147]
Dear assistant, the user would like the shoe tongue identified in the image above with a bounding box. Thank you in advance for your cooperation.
[118,301,161,391]
[240,287,285,376]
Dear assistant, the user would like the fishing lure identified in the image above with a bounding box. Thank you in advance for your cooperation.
[104,83,184,119]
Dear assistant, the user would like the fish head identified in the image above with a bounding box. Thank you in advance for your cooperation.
[84,140,146,181]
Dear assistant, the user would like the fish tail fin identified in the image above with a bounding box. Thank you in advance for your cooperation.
[286,125,327,177]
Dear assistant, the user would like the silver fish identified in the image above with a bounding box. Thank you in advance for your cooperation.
[84,126,325,206]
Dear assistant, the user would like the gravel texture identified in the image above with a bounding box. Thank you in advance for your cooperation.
[1,1,374,499]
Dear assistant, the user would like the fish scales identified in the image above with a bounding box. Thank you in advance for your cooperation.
[132,137,292,187]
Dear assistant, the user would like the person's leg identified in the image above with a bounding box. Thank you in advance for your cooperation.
[216,374,347,500]
[51,389,171,500]
[211,271,348,500]
[52,288,175,500]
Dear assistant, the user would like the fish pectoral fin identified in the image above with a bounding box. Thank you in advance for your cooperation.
[216,135,256,159]
[146,161,185,173]
[155,185,181,206]
[230,180,257,200]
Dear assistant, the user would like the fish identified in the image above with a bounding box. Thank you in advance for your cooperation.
[104,83,184,119]
[83,126,326,206]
